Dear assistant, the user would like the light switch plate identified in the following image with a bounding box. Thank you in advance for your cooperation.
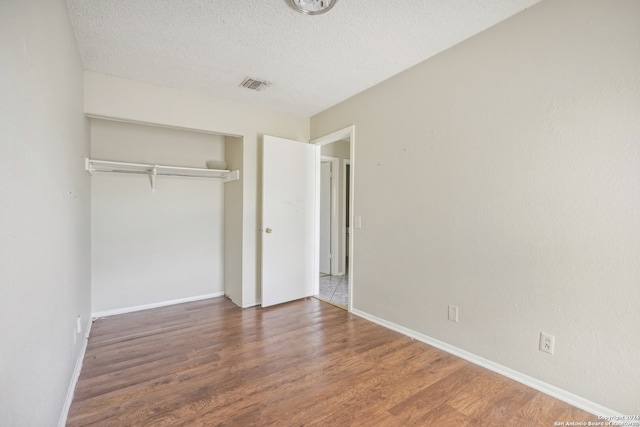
[448,305,458,322]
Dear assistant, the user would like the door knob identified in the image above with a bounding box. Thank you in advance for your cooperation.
[265,228,272,233]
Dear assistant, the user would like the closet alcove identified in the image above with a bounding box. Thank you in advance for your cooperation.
[88,118,243,314]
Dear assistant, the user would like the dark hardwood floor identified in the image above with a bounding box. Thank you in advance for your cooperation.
[67,297,597,426]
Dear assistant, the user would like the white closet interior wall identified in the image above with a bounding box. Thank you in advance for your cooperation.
[90,119,226,313]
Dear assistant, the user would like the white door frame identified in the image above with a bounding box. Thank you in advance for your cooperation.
[321,156,340,276]
[342,159,350,278]
[311,126,355,312]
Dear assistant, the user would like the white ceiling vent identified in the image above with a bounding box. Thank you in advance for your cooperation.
[239,77,269,91]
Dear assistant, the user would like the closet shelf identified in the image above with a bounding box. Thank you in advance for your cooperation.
[85,158,239,190]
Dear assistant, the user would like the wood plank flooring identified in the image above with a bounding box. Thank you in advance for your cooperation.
[67,297,598,426]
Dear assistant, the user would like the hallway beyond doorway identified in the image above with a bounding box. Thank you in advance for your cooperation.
[316,273,348,308]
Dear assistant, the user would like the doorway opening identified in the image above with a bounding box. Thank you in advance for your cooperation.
[319,157,338,276]
[312,127,354,311]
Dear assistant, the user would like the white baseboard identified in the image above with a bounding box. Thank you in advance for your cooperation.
[351,308,622,419]
[92,292,224,318]
[58,318,92,427]
[243,301,260,309]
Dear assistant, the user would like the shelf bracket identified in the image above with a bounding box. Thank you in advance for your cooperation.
[85,158,94,175]
[150,166,158,191]
[224,170,240,183]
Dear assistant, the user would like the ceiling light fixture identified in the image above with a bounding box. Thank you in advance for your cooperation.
[288,0,338,15]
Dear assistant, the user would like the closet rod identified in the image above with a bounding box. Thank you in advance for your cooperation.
[85,158,240,190]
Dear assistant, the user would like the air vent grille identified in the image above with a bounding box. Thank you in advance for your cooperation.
[239,77,269,91]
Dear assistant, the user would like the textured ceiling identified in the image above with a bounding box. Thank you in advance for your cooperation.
[66,0,541,117]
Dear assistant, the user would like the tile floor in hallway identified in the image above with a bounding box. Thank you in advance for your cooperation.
[317,273,348,307]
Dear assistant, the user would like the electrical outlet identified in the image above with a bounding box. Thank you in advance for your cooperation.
[76,316,82,334]
[539,332,555,354]
[448,305,458,322]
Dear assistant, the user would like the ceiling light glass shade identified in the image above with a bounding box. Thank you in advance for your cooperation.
[288,0,338,15]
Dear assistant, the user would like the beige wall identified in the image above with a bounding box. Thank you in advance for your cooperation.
[90,119,226,313]
[224,136,244,306]
[0,0,91,424]
[84,71,310,307]
[312,0,640,414]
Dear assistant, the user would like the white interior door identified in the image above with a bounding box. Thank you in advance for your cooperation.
[319,161,331,274]
[261,135,316,307]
